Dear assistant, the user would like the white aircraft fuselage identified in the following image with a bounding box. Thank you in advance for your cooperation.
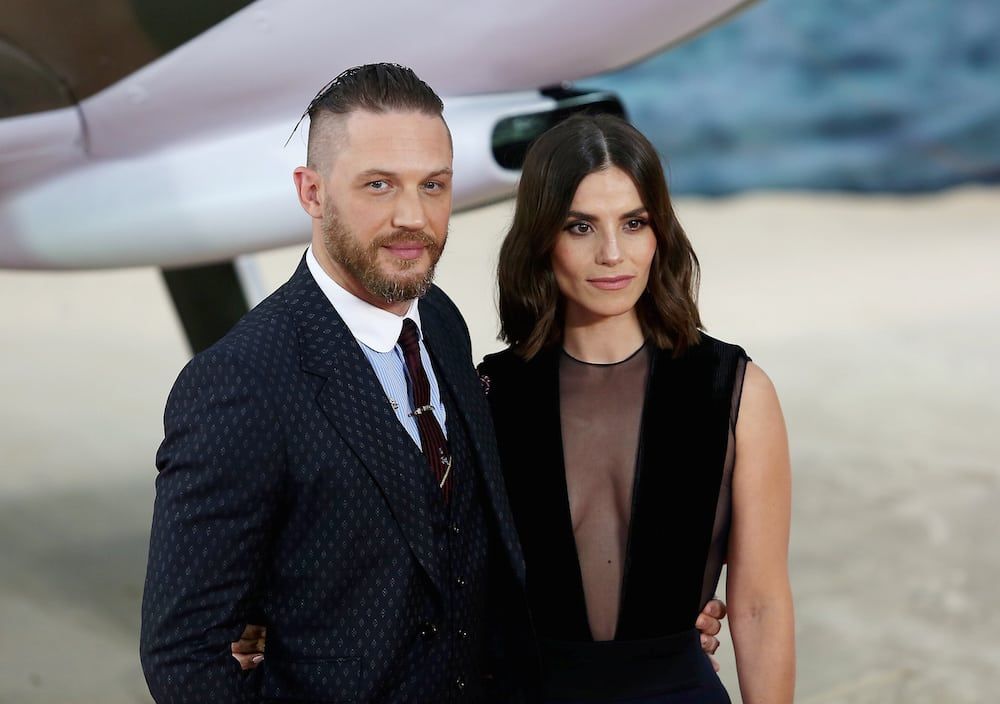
[0,0,752,270]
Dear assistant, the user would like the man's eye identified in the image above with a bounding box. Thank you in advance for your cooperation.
[368,180,388,190]
[424,181,443,191]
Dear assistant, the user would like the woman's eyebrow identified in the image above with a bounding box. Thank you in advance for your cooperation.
[620,207,648,218]
[565,207,647,220]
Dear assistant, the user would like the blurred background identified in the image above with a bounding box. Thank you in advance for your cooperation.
[593,0,1000,195]
[2,1,999,702]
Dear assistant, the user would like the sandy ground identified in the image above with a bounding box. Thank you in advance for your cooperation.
[1,187,998,703]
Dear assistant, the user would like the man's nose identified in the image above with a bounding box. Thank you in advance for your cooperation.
[391,189,427,231]
[596,233,624,266]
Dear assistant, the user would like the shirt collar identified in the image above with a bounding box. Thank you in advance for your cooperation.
[306,245,421,353]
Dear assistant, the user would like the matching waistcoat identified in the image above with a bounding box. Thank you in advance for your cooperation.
[390,373,491,703]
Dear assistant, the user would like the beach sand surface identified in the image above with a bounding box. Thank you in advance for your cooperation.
[1,187,998,703]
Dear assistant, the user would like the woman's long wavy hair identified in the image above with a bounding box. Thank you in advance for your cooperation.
[497,114,702,359]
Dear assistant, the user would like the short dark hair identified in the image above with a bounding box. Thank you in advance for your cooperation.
[300,63,446,170]
[497,114,702,359]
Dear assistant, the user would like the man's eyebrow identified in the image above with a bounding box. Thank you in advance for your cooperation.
[356,169,396,180]
[565,207,647,220]
[356,168,453,179]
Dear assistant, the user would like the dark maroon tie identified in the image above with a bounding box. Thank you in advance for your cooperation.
[398,319,452,501]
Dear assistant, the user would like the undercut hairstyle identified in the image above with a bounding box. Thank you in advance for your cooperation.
[497,114,702,359]
[300,63,447,172]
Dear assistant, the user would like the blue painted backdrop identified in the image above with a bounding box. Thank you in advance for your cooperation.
[587,0,1000,194]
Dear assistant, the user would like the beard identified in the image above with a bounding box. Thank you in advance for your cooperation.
[320,204,446,304]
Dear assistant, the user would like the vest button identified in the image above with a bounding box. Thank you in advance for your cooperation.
[455,577,466,588]
[419,622,438,639]
[450,524,461,535]
[455,677,466,691]
[458,629,469,640]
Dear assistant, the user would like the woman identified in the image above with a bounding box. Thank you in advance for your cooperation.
[477,114,794,703]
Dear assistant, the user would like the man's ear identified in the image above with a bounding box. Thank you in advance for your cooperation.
[293,166,324,219]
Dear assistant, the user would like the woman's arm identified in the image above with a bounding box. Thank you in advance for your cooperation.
[727,362,795,704]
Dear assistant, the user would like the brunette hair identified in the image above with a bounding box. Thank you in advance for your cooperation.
[497,114,702,358]
[296,63,446,169]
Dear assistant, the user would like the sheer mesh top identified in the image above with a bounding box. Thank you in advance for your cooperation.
[558,345,746,642]
[478,336,749,644]
[559,344,651,641]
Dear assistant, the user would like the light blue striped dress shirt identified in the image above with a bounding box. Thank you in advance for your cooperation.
[306,247,446,447]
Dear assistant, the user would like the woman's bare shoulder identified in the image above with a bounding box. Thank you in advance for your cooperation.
[736,361,787,446]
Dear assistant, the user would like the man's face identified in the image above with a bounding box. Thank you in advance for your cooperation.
[314,110,453,309]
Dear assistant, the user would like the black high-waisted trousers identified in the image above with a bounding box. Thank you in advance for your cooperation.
[541,629,731,704]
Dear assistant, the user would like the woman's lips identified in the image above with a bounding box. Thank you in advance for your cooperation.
[587,275,634,290]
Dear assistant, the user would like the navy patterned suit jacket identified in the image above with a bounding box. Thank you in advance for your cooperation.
[140,256,527,703]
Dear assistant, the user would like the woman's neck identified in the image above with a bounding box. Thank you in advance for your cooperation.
[562,309,645,364]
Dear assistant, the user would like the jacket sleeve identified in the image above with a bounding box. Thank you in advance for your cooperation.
[140,349,284,704]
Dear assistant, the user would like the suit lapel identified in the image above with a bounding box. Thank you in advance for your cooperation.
[286,258,446,596]
[420,297,527,586]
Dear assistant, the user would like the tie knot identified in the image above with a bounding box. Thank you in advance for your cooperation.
[398,318,421,356]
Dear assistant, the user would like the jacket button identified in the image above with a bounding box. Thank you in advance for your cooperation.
[450,524,461,535]
[455,677,466,691]
[458,629,469,640]
[419,622,438,639]
[455,577,466,588]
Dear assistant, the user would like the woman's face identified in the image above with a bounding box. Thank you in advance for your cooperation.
[551,167,657,325]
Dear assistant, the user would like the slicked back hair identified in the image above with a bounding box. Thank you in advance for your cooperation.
[497,114,702,359]
[301,63,447,171]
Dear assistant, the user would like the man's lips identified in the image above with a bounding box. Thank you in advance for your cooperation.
[383,242,427,260]
[587,275,635,290]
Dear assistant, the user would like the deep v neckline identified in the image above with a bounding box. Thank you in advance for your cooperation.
[553,346,654,642]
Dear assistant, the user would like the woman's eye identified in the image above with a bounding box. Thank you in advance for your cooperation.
[626,218,648,231]
[566,222,592,235]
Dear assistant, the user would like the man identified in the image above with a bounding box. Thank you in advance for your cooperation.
[140,63,725,703]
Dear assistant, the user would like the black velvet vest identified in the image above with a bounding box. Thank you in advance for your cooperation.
[478,334,748,642]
